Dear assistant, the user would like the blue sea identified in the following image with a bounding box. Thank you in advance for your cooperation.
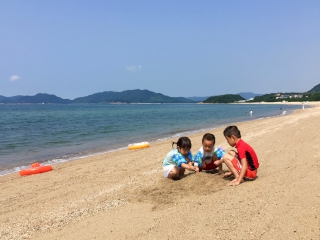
[0,103,303,176]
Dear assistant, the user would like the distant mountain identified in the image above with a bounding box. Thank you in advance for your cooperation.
[0,95,7,102]
[203,94,245,103]
[237,92,263,100]
[0,93,71,104]
[0,95,24,103]
[251,92,320,102]
[249,83,320,102]
[0,91,193,104]
[187,92,262,102]
[2,84,318,104]
[72,89,194,103]
[19,93,72,103]
[308,83,320,93]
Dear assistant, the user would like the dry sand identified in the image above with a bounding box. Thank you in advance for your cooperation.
[1,105,320,240]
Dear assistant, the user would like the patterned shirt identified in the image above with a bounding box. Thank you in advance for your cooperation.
[194,146,225,166]
[163,149,193,169]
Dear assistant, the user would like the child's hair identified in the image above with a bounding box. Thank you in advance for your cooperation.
[172,136,192,149]
[223,126,241,138]
[202,133,215,143]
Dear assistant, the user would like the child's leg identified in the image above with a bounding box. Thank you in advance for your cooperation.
[179,168,186,179]
[222,150,238,176]
[228,150,238,158]
[213,159,224,174]
[167,166,180,179]
[218,163,223,174]
[222,153,240,179]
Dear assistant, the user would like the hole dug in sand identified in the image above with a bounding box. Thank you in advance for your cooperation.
[131,171,227,211]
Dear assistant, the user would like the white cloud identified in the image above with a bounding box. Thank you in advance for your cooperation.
[9,75,20,81]
[125,65,142,72]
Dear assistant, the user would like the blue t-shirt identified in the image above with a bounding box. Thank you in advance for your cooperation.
[163,149,193,169]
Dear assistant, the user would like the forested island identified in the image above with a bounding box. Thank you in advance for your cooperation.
[1,83,319,104]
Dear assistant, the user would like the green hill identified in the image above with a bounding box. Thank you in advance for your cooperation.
[72,89,194,103]
[308,83,320,93]
[18,93,71,103]
[0,93,71,104]
[251,92,320,102]
[203,94,245,103]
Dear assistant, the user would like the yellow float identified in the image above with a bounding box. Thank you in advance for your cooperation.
[128,142,150,150]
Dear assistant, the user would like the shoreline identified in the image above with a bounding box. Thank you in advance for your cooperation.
[0,104,306,177]
[200,101,320,105]
[233,101,320,105]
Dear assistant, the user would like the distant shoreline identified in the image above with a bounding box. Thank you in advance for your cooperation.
[235,101,320,106]
[199,101,320,106]
[2,101,320,105]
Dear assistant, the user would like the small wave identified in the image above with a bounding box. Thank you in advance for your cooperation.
[0,146,128,177]
[0,104,299,177]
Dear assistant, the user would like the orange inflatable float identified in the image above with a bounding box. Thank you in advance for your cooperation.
[128,142,150,150]
[19,162,53,176]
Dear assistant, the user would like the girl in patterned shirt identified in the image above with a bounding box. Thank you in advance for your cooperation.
[162,136,198,180]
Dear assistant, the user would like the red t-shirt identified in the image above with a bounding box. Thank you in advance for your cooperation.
[235,139,259,171]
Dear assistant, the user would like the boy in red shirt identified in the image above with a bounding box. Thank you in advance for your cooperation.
[216,126,259,186]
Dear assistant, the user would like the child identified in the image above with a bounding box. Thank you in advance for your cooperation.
[219,126,259,186]
[162,136,198,180]
[194,133,224,174]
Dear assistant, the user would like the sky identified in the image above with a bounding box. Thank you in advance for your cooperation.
[1,0,320,99]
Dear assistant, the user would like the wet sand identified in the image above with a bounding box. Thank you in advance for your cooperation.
[1,105,320,239]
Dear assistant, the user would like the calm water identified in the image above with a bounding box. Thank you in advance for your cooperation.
[0,103,302,175]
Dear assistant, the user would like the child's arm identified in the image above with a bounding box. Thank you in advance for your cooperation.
[228,158,247,186]
[212,155,224,173]
[213,154,223,166]
[212,154,219,161]
[214,159,223,165]
[180,163,197,172]
[193,150,203,168]
[185,156,192,166]
[184,152,197,171]
[213,158,224,174]
[173,152,196,171]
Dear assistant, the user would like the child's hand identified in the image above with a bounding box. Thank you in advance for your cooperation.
[189,166,197,172]
[214,159,223,166]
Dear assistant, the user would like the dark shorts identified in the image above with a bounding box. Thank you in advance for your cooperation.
[202,161,218,170]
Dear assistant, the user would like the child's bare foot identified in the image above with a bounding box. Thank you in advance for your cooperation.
[227,178,244,186]
[223,172,233,177]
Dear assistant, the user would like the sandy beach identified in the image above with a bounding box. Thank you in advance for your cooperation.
[1,104,320,240]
